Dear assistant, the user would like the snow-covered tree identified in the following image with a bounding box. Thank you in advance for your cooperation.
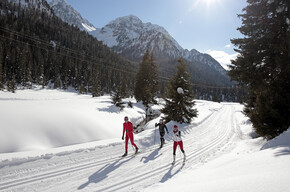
[161,58,198,124]
[229,0,290,139]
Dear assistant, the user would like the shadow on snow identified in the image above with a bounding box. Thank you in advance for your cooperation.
[160,163,185,183]
[140,148,161,163]
[77,157,134,190]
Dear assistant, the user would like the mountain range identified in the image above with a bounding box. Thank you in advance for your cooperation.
[48,0,231,86]
[5,0,231,87]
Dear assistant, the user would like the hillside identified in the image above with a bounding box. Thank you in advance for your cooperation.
[0,0,137,95]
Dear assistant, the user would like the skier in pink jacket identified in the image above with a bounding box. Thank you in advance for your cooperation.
[122,116,138,157]
[172,125,186,164]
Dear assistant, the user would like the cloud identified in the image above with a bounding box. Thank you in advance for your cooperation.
[225,44,231,48]
[206,49,238,70]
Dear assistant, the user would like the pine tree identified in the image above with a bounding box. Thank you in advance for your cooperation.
[8,74,16,93]
[91,69,100,97]
[134,50,159,108]
[161,58,198,124]
[111,85,125,111]
[229,0,290,139]
[0,43,3,90]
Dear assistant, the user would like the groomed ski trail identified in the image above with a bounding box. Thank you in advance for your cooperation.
[0,104,241,192]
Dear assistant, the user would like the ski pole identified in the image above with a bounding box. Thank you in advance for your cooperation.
[154,124,156,145]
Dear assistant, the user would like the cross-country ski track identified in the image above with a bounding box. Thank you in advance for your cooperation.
[0,104,242,192]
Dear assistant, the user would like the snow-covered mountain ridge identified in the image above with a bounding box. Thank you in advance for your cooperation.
[92,15,183,54]
[47,0,227,78]
[49,0,96,32]
[91,14,226,75]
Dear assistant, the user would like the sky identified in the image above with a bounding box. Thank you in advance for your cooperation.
[64,0,248,69]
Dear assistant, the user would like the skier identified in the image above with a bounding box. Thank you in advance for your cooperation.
[155,119,169,148]
[122,116,138,157]
[172,125,186,164]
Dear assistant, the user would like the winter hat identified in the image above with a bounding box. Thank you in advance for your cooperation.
[173,125,178,132]
[124,116,129,121]
[159,119,164,123]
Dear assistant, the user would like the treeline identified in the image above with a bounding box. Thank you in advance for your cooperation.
[0,0,137,96]
[193,86,247,103]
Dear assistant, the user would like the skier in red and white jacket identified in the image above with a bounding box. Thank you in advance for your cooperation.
[122,116,138,157]
[172,125,186,164]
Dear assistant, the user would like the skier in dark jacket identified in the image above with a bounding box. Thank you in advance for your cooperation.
[155,119,169,148]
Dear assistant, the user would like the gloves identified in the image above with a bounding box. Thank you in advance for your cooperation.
[122,136,124,140]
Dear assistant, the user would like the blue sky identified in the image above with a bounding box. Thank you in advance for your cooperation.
[64,0,248,69]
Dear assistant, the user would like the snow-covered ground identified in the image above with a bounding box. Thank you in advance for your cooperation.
[0,88,289,192]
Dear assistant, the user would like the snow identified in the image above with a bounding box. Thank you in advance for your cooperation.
[286,18,290,25]
[177,87,184,94]
[81,23,96,32]
[0,88,289,192]
[91,28,118,47]
[0,87,145,154]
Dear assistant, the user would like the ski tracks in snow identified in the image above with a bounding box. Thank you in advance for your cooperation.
[0,104,241,192]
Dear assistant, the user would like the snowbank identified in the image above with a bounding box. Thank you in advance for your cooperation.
[0,88,145,154]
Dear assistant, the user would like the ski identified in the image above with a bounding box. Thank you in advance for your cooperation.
[171,159,186,166]
[134,151,141,155]
[120,151,140,158]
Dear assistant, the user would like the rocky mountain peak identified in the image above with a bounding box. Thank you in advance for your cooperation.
[49,0,96,32]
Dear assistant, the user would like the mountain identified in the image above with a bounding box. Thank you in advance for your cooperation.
[91,15,183,58]
[49,0,96,32]
[91,15,230,85]
[48,2,231,86]
[92,15,225,74]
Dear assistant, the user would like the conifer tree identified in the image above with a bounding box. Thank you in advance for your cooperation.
[134,50,159,108]
[229,0,290,139]
[91,69,100,97]
[0,43,3,90]
[111,85,125,111]
[161,58,198,124]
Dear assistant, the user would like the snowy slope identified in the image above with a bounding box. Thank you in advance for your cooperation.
[0,88,289,192]
[0,88,145,154]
